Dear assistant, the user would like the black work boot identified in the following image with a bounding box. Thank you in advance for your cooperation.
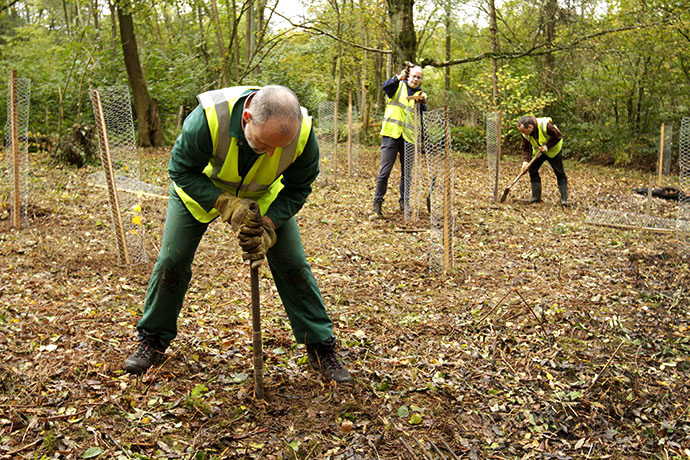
[528,181,542,203]
[123,334,166,375]
[306,337,352,383]
[558,181,568,206]
[372,199,383,217]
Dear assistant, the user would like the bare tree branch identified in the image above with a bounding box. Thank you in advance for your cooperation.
[419,21,671,68]
[273,10,392,54]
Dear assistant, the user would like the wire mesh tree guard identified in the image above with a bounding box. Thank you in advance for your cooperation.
[486,111,502,201]
[317,99,360,185]
[4,71,31,228]
[678,117,690,256]
[404,107,455,272]
[90,86,154,266]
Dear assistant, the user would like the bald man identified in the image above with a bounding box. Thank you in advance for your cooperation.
[123,86,351,383]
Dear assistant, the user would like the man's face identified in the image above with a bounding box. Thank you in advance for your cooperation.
[518,124,534,136]
[407,67,423,89]
[242,112,297,156]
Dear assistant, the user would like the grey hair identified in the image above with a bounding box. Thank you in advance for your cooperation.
[248,85,302,134]
[517,116,536,129]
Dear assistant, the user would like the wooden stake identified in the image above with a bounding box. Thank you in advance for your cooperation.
[657,123,665,187]
[92,89,131,265]
[10,70,21,229]
[347,89,353,176]
[250,265,265,399]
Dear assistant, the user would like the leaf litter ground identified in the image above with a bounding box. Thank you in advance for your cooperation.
[1,148,689,459]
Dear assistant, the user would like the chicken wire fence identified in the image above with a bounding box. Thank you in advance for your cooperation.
[317,100,360,184]
[679,117,690,256]
[90,86,152,266]
[3,76,31,226]
[586,118,690,257]
[486,111,501,201]
[402,108,455,271]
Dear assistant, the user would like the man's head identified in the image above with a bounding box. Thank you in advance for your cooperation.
[242,85,302,156]
[407,66,423,89]
[517,116,536,136]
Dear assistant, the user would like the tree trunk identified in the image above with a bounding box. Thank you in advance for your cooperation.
[245,0,253,65]
[488,0,499,107]
[385,0,416,67]
[209,0,230,85]
[543,0,557,91]
[359,0,370,129]
[227,0,241,81]
[196,3,210,68]
[445,0,451,99]
[117,4,163,147]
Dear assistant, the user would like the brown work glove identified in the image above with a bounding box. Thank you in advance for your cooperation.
[238,220,277,267]
[215,193,260,232]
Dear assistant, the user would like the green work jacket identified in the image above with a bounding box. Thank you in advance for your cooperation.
[169,86,318,227]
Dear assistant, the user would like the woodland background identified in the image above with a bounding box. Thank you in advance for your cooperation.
[0,0,689,165]
[1,1,690,459]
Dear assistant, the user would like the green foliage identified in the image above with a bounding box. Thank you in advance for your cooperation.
[450,125,483,153]
[184,383,211,414]
[0,0,687,169]
[458,67,556,128]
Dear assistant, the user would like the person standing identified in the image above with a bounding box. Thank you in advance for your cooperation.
[372,63,427,216]
[517,115,568,206]
[122,85,351,383]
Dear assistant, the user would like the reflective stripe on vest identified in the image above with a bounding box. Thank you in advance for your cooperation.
[521,117,563,158]
[380,81,416,142]
[174,86,313,223]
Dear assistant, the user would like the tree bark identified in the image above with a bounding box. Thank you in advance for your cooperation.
[209,0,230,85]
[385,0,416,67]
[543,0,557,91]
[117,3,163,146]
[488,0,500,107]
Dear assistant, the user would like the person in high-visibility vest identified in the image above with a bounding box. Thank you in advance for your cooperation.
[372,63,427,216]
[123,85,351,383]
[517,115,568,206]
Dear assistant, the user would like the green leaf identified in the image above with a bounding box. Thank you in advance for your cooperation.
[288,440,300,452]
[397,405,409,418]
[191,383,208,399]
[82,447,104,458]
[409,413,423,425]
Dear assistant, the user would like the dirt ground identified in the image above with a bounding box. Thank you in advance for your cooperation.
[1,147,689,460]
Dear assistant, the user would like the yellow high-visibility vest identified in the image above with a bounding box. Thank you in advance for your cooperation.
[380,81,416,143]
[174,86,313,222]
[521,117,563,158]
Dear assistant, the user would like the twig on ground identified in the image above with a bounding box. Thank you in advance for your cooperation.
[584,341,624,395]
[476,288,513,325]
[514,288,547,333]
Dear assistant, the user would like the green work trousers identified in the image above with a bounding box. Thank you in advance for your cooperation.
[136,189,334,348]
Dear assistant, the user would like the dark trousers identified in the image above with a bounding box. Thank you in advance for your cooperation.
[137,188,334,348]
[374,135,408,203]
[528,152,567,187]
